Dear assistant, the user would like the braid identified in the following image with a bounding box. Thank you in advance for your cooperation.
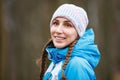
[39,39,52,80]
[62,39,78,80]
[39,50,48,80]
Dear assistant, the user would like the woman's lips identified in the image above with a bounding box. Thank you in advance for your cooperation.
[55,36,65,40]
[53,36,66,42]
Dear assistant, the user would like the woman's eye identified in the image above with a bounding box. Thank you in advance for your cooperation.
[52,21,59,26]
[64,23,72,27]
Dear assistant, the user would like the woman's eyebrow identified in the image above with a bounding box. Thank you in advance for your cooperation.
[64,20,70,22]
[64,20,73,25]
[52,19,59,22]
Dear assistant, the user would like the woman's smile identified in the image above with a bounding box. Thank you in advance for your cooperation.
[55,36,65,40]
[53,35,66,43]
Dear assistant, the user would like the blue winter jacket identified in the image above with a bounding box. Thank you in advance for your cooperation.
[43,28,101,80]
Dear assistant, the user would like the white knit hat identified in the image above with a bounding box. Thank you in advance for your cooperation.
[50,4,89,37]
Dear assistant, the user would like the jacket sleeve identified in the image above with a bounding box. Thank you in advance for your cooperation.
[65,57,96,80]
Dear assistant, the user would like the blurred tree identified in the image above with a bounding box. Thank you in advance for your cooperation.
[96,0,120,80]
[0,0,2,79]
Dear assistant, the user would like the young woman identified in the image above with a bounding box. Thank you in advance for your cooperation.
[39,4,100,80]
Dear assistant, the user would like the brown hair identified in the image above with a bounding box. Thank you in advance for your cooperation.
[39,39,52,80]
[39,39,78,80]
[61,39,77,80]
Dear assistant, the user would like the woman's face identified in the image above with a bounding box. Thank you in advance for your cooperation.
[51,17,78,48]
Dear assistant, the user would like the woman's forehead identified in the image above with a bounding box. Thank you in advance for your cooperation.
[53,16,70,22]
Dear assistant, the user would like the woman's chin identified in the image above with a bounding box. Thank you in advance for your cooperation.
[54,43,66,48]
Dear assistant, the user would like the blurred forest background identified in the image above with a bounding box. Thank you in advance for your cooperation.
[0,0,120,80]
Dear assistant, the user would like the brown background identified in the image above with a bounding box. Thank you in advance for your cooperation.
[0,0,120,80]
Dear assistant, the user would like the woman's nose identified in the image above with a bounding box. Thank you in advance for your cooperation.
[56,24,63,33]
